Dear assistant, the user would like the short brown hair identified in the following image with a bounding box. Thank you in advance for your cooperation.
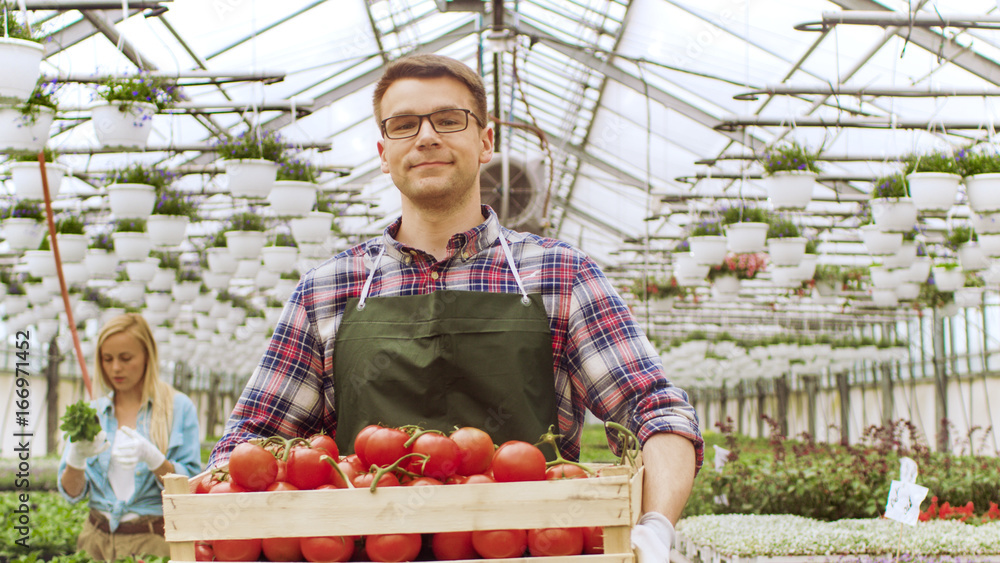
[372,54,487,127]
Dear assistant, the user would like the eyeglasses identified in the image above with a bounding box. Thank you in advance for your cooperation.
[380,108,485,140]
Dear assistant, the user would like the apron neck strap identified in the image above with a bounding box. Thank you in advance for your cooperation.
[357,246,386,310]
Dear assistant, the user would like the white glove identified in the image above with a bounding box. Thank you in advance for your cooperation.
[631,512,675,563]
[109,430,138,501]
[115,426,167,471]
[65,430,110,470]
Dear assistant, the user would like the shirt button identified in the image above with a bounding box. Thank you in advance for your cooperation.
[430,271,440,280]
[462,253,470,260]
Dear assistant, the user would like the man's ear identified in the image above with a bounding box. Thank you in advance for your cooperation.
[377,139,390,174]
[480,125,494,164]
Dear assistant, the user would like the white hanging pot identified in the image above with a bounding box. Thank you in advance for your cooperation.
[147,267,176,292]
[688,235,727,266]
[203,271,232,290]
[906,256,932,284]
[673,253,709,282]
[5,294,29,316]
[112,231,152,261]
[84,248,119,279]
[290,211,333,243]
[0,38,45,102]
[145,292,172,312]
[23,249,56,278]
[55,233,88,263]
[171,281,201,302]
[884,241,917,269]
[192,293,215,313]
[859,224,902,255]
[297,242,328,259]
[24,282,52,305]
[91,102,157,149]
[725,222,768,253]
[766,237,807,266]
[223,159,279,199]
[267,181,317,216]
[932,266,965,292]
[871,289,899,308]
[261,246,299,273]
[114,281,146,306]
[8,161,66,199]
[206,247,238,274]
[712,274,741,295]
[906,172,960,211]
[225,230,267,259]
[971,211,1000,234]
[770,265,804,287]
[964,173,1000,213]
[124,257,159,283]
[870,197,917,232]
[869,266,901,290]
[955,287,984,308]
[977,233,1000,257]
[895,282,920,300]
[107,184,156,219]
[233,258,262,279]
[146,215,189,247]
[795,254,818,280]
[272,278,298,302]
[0,107,54,152]
[1,218,45,251]
[958,243,989,271]
[765,170,816,210]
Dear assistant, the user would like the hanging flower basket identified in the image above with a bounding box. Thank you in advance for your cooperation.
[765,171,817,210]
[0,37,45,102]
[23,249,56,278]
[171,280,200,302]
[770,265,804,288]
[55,233,88,263]
[2,217,45,251]
[8,160,66,199]
[223,159,280,199]
[883,241,917,270]
[267,180,318,217]
[726,222,768,253]
[870,198,917,232]
[91,102,157,149]
[290,211,333,243]
[971,211,1000,234]
[233,258,262,279]
[906,172,960,211]
[147,215,189,247]
[895,281,920,300]
[931,265,964,292]
[964,173,1000,213]
[673,253,710,284]
[203,271,232,291]
[124,258,159,283]
[957,243,988,272]
[859,224,902,255]
[869,266,901,290]
[108,183,156,219]
[261,245,299,273]
[84,248,119,279]
[766,237,807,267]
[147,267,176,292]
[871,288,899,308]
[978,233,1000,257]
[225,231,267,260]
[112,231,152,262]
[795,254,818,280]
[905,256,932,284]
[0,105,54,152]
[206,247,238,275]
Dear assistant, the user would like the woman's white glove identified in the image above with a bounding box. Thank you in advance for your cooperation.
[114,426,167,470]
[631,512,675,563]
[65,430,110,470]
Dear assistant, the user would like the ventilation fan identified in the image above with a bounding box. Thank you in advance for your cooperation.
[479,157,547,235]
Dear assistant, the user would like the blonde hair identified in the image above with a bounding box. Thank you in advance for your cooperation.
[96,313,173,453]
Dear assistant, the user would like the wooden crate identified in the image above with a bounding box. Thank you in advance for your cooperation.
[162,465,642,563]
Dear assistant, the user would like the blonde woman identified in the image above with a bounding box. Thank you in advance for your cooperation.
[59,313,201,561]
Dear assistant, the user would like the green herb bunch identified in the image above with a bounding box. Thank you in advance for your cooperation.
[870,174,909,199]
[56,213,86,235]
[766,216,800,239]
[113,218,147,233]
[106,163,176,190]
[1,199,44,221]
[97,71,178,111]
[956,145,1000,176]
[276,156,320,183]
[59,400,102,442]
[227,211,267,232]
[215,129,288,162]
[903,151,959,175]
[152,188,198,219]
[759,142,821,175]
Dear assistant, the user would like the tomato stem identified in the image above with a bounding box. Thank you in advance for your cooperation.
[534,425,594,475]
[403,428,445,449]
[369,453,428,493]
[320,454,355,489]
[604,421,640,467]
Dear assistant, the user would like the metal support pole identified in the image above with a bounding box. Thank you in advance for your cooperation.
[932,308,950,452]
[836,370,851,446]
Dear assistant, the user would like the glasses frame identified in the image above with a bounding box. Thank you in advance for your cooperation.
[380,108,486,140]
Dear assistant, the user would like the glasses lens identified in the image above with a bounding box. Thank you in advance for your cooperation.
[384,115,420,138]
[429,109,468,133]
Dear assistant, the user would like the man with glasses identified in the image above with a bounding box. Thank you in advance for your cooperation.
[211,54,700,560]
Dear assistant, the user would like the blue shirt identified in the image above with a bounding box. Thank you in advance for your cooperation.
[58,391,202,532]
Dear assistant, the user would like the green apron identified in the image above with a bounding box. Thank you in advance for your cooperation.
[332,236,558,455]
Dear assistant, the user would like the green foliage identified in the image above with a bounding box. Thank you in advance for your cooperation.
[106,163,175,190]
[152,188,198,218]
[965,271,985,288]
[113,218,146,233]
[804,238,817,254]
[276,155,320,182]
[270,232,297,247]
[59,401,101,442]
[766,216,800,239]
[97,71,178,111]
[630,276,686,300]
[151,249,180,270]
[870,174,909,199]
[1,3,42,41]
[10,146,59,163]
[689,219,724,237]
[956,144,1000,176]
[280,269,301,280]
[759,141,821,175]
[904,151,959,175]
[175,268,202,283]
[314,192,338,214]
[720,204,770,225]
[944,225,977,251]
[1,199,44,221]
[215,128,288,161]
[226,211,267,232]
[15,79,61,124]
[87,231,113,251]
[55,214,86,235]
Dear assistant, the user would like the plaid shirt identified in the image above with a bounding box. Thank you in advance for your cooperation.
[210,206,703,470]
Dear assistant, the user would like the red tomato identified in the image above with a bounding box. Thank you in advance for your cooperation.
[450,427,495,475]
[364,427,411,468]
[491,441,546,482]
[464,474,496,484]
[545,463,589,480]
[227,442,278,491]
[353,424,383,467]
[275,459,287,482]
[582,526,603,554]
[408,433,461,479]
[431,531,476,560]
[310,433,340,458]
[365,533,422,562]
[527,527,584,556]
[265,481,299,491]
[194,472,219,494]
[405,476,443,486]
[328,459,358,489]
[209,481,249,494]
[286,446,333,490]
[444,475,469,485]
[212,539,261,562]
[472,529,527,558]
[353,471,400,489]
[343,454,365,474]
[262,537,302,562]
[300,536,354,562]
[194,542,214,561]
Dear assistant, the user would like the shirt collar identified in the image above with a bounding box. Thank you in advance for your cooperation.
[379,205,502,262]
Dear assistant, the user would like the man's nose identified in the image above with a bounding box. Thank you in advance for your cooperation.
[414,116,441,145]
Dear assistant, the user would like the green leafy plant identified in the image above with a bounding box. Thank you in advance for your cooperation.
[88,231,114,251]
[1,199,44,221]
[10,145,58,163]
[804,238,817,254]
[919,279,955,308]
[106,163,176,190]
[55,213,86,235]
[314,191,338,214]
[152,188,198,219]
[276,156,320,183]
[1,2,42,42]
[215,129,288,161]
[227,211,267,232]
[270,232,297,247]
[151,249,181,269]
[96,71,178,112]
[903,151,959,175]
[870,174,909,199]
[720,204,770,225]
[759,141,821,175]
[689,219,724,237]
[59,400,101,442]
[766,216,800,239]
[945,225,977,251]
[15,78,61,124]
[956,144,1000,176]
[280,269,301,280]
[113,218,147,233]
[175,268,202,283]
[964,271,985,288]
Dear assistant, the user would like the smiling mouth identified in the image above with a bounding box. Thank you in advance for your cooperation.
[411,161,450,168]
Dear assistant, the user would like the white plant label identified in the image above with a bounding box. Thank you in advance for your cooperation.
[714,445,731,472]
[885,480,929,525]
[899,457,918,483]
